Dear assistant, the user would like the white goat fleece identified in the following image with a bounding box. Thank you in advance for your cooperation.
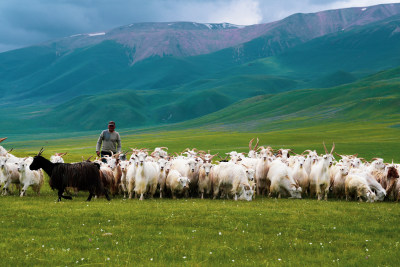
[255,148,271,196]
[157,158,169,199]
[17,157,44,197]
[310,155,333,200]
[331,165,349,199]
[0,156,22,195]
[171,157,199,194]
[350,169,386,201]
[267,160,301,199]
[118,160,131,198]
[198,162,213,199]
[345,174,376,202]
[367,159,386,183]
[134,161,159,200]
[166,170,190,199]
[126,162,137,199]
[304,150,318,176]
[291,156,309,196]
[50,155,64,163]
[212,162,253,201]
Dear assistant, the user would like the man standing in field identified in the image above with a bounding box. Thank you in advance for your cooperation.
[96,121,121,161]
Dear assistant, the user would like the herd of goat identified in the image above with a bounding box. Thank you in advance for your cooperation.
[0,137,399,202]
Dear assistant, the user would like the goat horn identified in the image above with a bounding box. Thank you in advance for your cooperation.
[257,146,264,151]
[210,153,219,159]
[330,142,335,155]
[254,138,259,151]
[174,152,180,157]
[7,148,13,153]
[87,156,93,162]
[371,158,379,161]
[249,138,254,150]
[159,147,168,150]
[323,141,328,155]
[37,147,45,156]
[335,152,343,158]
[61,152,68,157]
[0,137,7,144]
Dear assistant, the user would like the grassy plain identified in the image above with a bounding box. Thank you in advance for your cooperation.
[2,118,400,266]
[7,122,400,163]
[0,193,399,266]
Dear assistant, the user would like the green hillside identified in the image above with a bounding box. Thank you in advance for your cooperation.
[175,66,400,131]
[1,14,400,136]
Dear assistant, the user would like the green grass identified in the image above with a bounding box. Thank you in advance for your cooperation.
[5,120,400,164]
[1,192,399,266]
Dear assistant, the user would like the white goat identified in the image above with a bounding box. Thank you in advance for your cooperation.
[17,158,44,196]
[212,162,253,201]
[291,156,309,196]
[50,152,67,163]
[0,157,21,195]
[267,159,301,199]
[166,170,190,198]
[157,158,169,198]
[133,152,159,200]
[345,174,376,202]
[309,142,335,200]
[331,165,349,199]
[255,147,272,196]
[198,162,213,199]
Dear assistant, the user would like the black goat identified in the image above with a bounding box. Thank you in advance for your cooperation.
[29,148,110,202]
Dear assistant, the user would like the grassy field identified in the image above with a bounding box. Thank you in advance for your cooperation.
[0,192,399,266]
[2,124,399,266]
[6,123,400,163]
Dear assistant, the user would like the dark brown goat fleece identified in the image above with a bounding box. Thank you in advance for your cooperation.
[30,155,110,202]
[385,166,399,198]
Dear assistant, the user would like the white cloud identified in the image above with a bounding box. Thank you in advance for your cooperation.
[205,0,263,25]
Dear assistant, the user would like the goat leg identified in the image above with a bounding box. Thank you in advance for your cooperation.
[86,193,94,202]
[104,190,111,201]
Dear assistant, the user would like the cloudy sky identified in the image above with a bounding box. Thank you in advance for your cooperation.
[1,0,399,52]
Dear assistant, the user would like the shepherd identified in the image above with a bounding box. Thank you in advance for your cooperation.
[96,121,122,162]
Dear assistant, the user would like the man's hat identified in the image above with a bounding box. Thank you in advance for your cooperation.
[108,121,115,126]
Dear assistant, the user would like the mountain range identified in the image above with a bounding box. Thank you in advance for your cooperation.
[0,3,400,134]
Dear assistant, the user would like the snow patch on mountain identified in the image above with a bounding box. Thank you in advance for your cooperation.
[88,32,106,37]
